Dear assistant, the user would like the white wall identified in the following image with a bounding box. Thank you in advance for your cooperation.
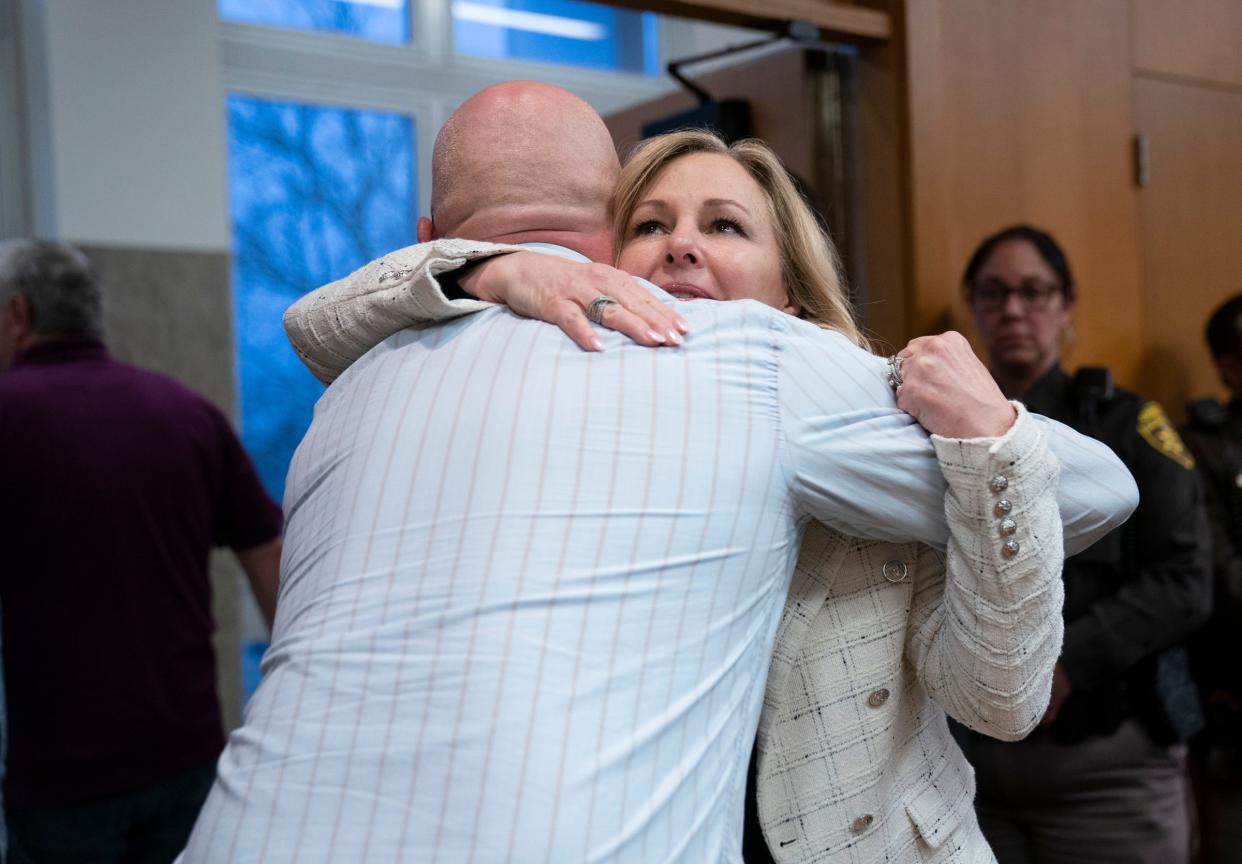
[0,0,31,238]
[20,0,230,250]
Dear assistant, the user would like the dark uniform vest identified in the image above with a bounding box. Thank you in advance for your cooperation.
[1182,398,1242,757]
[1022,366,1211,745]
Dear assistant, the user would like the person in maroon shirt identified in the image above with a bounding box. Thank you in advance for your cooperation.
[0,239,283,863]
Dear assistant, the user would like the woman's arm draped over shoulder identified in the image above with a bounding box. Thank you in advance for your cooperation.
[283,241,687,385]
[283,238,513,385]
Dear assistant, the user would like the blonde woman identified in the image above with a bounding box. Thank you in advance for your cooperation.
[284,129,1134,862]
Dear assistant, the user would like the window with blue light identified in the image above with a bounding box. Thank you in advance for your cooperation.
[453,0,659,75]
[226,94,416,506]
[218,0,409,44]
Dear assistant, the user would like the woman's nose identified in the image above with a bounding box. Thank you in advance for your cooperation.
[665,229,700,265]
[1000,289,1027,316]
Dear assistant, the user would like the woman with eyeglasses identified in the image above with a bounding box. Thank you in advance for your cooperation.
[955,224,1212,864]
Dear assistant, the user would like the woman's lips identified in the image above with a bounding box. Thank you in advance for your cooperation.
[662,282,712,301]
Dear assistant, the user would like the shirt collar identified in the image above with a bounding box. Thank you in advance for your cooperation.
[12,336,110,369]
[517,242,591,263]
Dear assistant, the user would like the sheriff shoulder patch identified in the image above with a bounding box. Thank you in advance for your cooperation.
[1137,402,1195,470]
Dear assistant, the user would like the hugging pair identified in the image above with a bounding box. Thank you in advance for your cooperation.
[183,82,1134,864]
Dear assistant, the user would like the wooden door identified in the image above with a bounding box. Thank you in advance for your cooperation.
[1133,76,1242,420]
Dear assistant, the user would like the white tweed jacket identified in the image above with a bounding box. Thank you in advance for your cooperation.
[283,241,1113,863]
[757,415,1063,864]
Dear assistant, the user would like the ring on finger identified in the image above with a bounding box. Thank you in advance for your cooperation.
[586,295,617,325]
[886,354,905,391]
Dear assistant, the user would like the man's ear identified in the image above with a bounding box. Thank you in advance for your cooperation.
[7,293,33,337]
[417,217,434,244]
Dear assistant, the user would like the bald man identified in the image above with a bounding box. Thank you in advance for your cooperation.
[181,83,1134,864]
[284,82,681,386]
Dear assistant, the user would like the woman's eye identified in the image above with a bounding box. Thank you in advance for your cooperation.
[632,220,664,236]
[712,218,744,235]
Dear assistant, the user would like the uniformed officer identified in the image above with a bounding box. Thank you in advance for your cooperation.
[952,225,1212,864]
[1181,293,1242,864]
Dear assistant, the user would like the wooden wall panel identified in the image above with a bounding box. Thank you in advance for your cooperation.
[1131,0,1242,90]
[603,47,815,175]
[1132,76,1242,419]
[903,0,1145,385]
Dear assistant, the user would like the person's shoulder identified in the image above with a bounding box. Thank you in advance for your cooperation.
[118,358,213,401]
[667,297,787,345]
[781,312,882,366]
[1069,367,1143,419]
[1185,397,1230,430]
[0,362,43,396]
[681,301,873,361]
[112,360,237,429]
[1111,388,1196,471]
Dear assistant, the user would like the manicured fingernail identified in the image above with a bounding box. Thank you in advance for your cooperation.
[675,319,689,333]
[666,330,683,345]
[647,329,665,343]
[591,337,604,351]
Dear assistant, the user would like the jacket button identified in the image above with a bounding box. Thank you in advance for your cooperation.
[851,814,874,834]
[882,559,908,582]
[989,474,1009,493]
[1002,539,1020,559]
[994,499,1012,517]
[867,688,890,708]
[1000,518,1017,536]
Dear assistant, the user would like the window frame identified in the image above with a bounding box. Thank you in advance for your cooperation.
[219,1,672,218]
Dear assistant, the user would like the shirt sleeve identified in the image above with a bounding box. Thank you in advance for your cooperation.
[207,405,284,550]
[778,324,1138,553]
[282,239,519,385]
[778,326,956,548]
[1007,413,1138,555]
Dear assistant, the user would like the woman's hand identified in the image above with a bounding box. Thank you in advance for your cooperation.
[893,331,1016,439]
[458,251,688,352]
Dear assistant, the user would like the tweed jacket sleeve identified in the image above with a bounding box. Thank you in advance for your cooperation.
[282,239,515,384]
[912,406,1065,739]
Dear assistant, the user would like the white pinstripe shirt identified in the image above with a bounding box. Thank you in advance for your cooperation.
[184,248,1134,864]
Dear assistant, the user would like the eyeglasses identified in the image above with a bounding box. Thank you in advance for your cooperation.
[969,278,1063,312]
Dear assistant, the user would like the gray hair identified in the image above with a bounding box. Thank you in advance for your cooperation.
[0,239,102,337]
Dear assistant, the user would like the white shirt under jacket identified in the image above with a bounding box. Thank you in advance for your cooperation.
[182,243,1136,864]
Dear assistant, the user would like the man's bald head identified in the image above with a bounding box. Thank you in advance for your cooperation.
[424,82,619,261]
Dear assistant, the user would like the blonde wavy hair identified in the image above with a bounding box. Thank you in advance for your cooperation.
[610,129,866,348]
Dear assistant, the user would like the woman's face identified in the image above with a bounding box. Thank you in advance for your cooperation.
[969,238,1074,379]
[616,153,796,315]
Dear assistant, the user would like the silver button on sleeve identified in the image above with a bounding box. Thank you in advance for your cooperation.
[989,474,1009,493]
[1002,539,1020,558]
[994,499,1012,517]
[1000,518,1017,536]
